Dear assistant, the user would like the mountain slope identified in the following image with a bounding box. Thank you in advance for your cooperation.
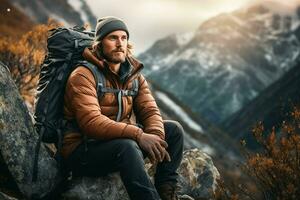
[222,61,300,149]
[149,80,241,156]
[139,2,300,124]
[148,81,243,182]
[10,0,96,27]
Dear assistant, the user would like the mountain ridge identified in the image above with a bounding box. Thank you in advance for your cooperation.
[139,1,300,124]
[10,0,96,27]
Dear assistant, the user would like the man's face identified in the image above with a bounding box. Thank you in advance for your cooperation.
[101,30,128,64]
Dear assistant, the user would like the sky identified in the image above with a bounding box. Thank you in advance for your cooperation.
[85,0,300,55]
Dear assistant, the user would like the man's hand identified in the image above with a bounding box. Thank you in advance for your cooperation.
[137,133,171,164]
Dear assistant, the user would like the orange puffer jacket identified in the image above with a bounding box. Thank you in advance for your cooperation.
[61,48,165,158]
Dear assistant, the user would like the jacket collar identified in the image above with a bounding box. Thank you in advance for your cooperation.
[82,47,144,81]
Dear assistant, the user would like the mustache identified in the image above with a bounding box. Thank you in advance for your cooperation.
[113,48,125,53]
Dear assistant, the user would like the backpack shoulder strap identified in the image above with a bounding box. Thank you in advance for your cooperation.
[132,78,139,96]
[79,61,106,98]
[122,77,139,97]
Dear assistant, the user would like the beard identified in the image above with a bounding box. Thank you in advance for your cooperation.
[102,48,126,64]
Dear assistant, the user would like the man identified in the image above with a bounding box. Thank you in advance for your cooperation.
[61,16,184,200]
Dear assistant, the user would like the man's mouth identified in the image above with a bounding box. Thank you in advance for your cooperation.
[114,49,125,53]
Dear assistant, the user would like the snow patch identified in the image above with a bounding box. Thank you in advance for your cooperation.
[291,20,300,31]
[225,64,233,71]
[179,48,195,61]
[151,65,160,71]
[184,133,215,155]
[161,51,178,66]
[231,93,242,113]
[176,32,195,46]
[155,91,204,133]
[250,90,258,98]
[265,53,272,62]
[49,13,71,27]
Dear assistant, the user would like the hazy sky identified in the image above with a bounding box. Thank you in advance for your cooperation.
[85,0,300,54]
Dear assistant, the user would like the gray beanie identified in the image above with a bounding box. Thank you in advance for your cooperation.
[95,16,129,41]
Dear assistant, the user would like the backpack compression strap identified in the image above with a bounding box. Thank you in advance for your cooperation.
[81,61,139,122]
[32,52,73,182]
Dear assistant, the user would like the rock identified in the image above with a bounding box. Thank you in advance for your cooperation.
[179,194,195,200]
[0,62,60,199]
[62,173,129,200]
[177,149,220,199]
[62,149,220,200]
[0,192,18,200]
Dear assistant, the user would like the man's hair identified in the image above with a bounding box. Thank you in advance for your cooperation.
[91,40,134,59]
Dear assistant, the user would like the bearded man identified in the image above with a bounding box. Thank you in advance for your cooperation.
[62,16,184,200]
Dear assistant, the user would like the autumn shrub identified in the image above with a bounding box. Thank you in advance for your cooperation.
[215,106,300,200]
[0,20,59,105]
[240,106,300,200]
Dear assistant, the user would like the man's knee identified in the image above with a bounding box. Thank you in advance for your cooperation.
[116,139,143,158]
[164,120,184,141]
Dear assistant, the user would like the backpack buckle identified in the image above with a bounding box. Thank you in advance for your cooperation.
[121,90,129,96]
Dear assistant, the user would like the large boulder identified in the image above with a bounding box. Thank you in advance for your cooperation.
[0,62,60,199]
[62,149,220,200]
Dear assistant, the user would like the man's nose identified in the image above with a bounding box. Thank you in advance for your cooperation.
[116,38,124,47]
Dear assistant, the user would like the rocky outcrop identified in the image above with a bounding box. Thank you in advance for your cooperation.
[0,62,60,199]
[62,149,220,200]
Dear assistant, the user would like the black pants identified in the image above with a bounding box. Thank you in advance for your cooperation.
[65,120,184,200]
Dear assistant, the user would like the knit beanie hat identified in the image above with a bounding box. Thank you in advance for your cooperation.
[95,16,129,41]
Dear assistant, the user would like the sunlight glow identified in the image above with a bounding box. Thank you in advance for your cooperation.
[85,0,300,54]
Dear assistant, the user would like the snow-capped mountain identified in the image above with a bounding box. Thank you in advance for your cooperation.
[139,2,300,124]
[10,0,96,27]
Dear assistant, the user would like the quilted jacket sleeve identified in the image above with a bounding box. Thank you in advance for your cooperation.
[133,74,165,140]
[64,66,143,141]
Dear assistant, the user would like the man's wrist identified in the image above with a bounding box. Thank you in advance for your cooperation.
[136,130,143,143]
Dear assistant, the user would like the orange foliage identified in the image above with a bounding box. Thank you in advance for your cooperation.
[216,106,300,200]
[242,106,300,200]
[0,20,60,106]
